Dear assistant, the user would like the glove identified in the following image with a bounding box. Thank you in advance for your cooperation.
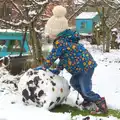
[34,66,46,71]
[49,69,60,75]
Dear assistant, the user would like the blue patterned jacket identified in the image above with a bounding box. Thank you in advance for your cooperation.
[43,29,97,75]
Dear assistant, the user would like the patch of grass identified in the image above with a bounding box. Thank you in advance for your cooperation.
[50,104,120,118]
[108,109,120,118]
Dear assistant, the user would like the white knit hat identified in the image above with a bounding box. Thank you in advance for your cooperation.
[45,5,68,36]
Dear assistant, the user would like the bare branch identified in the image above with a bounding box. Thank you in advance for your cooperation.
[103,0,120,10]
[22,5,33,8]
[110,16,120,29]
[0,18,22,27]
[0,18,30,28]
[33,0,49,5]
[74,0,85,4]
[9,0,24,17]
[30,2,49,23]
[68,0,89,22]
[34,27,43,33]
[105,7,111,19]
[0,1,49,28]
[42,14,51,18]
[39,17,49,22]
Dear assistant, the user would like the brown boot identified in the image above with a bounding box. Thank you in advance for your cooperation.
[91,97,108,114]
[80,100,97,111]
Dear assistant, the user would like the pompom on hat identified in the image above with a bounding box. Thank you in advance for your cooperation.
[45,5,69,36]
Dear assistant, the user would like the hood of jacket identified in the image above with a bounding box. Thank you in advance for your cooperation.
[57,29,80,44]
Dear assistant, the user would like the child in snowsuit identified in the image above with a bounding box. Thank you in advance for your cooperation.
[35,5,108,114]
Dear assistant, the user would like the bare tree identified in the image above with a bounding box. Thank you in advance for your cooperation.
[69,0,120,52]
[96,0,120,52]
[1,0,120,64]
[0,0,51,66]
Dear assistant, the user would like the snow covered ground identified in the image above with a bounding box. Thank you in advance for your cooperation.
[0,40,120,120]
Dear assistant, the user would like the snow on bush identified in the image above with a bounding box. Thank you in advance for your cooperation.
[0,67,20,92]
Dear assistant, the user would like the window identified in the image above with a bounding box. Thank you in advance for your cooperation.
[0,40,6,51]
[7,40,26,52]
[0,40,6,45]
[81,22,86,29]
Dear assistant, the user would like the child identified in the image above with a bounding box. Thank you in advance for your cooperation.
[35,5,108,114]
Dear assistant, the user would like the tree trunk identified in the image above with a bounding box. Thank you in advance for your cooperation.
[111,35,116,49]
[105,29,110,52]
[101,7,106,52]
[31,22,44,66]
[30,25,37,67]
[36,33,44,65]
[96,30,101,45]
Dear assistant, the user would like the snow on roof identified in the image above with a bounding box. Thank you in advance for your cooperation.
[0,29,22,33]
[79,33,93,36]
[76,12,98,19]
[0,29,29,33]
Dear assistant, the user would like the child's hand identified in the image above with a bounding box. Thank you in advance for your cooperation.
[49,69,60,75]
[34,66,46,71]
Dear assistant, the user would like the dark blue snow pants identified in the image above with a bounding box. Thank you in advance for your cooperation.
[70,68,101,102]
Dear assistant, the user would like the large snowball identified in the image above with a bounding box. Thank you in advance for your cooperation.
[18,68,70,110]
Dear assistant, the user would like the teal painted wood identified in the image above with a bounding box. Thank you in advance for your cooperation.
[93,14,100,23]
[75,12,100,34]
[0,52,29,57]
[0,32,29,40]
[76,19,93,33]
[0,30,30,57]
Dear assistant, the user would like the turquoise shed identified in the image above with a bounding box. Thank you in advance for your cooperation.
[75,12,100,35]
[0,29,30,57]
